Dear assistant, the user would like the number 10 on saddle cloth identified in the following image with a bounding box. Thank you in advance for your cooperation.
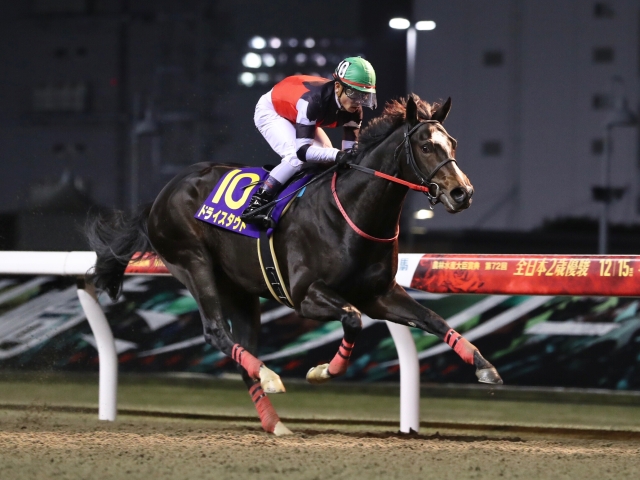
[194,167,311,238]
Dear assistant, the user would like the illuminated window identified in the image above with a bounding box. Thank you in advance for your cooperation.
[33,83,89,113]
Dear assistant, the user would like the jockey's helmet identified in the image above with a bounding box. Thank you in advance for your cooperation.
[333,56,377,109]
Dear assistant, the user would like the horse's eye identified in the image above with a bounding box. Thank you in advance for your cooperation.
[421,143,433,153]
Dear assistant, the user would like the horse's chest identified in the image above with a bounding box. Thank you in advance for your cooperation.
[332,256,395,294]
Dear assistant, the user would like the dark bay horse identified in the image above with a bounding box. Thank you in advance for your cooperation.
[87,96,502,436]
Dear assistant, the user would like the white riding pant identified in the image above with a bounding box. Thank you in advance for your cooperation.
[254,91,334,185]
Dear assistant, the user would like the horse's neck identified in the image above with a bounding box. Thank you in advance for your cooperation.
[337,129,408,238]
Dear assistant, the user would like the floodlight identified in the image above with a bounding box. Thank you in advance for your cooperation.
[249,36,266,49]
[262,53,276,67]
[239,72,256,87]
[389,18,410,30]
[414,209,434,220]
[415,21,436,31]
[312,53,326,67]
[268,37,281,48]
[242,52,262,68]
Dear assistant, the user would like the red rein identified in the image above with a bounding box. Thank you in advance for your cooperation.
[331,172,399,243]
[331,165,434,242]
[331,172,400,243]
[369,170,431,193]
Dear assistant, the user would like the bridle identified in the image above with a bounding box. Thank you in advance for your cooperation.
[346,120,458,207]
[331,120,459,242]
[393,120,458,206]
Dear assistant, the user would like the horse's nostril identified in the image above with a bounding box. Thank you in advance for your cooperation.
[451,187,469,204]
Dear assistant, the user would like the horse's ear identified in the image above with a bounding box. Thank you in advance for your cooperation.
[405,95,419,127]
[431,97,452,124]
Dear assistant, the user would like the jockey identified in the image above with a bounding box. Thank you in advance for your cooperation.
[241,56,377,223]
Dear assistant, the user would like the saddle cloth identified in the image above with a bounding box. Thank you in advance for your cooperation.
[194,167,311,238]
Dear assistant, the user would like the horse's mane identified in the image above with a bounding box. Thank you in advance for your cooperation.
[357,95,441,156]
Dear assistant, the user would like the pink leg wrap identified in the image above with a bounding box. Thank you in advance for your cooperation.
[232,344,263,379]
[328,340,355,377]
[444,329,476,365]
[249,383,281,433]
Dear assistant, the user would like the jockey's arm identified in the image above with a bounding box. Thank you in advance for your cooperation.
[294,99,340,163]
[342,122,360,152]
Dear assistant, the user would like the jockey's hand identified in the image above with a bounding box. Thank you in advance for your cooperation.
[335,150,352,168]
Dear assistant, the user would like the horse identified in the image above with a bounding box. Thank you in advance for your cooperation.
[87,95,503,436]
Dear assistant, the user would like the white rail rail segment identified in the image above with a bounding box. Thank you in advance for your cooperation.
[0,251,421,431]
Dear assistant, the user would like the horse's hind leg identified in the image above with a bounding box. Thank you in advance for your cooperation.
[299,281,363,384]
[162,255,286,394]
[229,300,292,436]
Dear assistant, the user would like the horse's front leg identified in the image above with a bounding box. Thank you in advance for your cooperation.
[298,281,363,384]
[361,284,503,384]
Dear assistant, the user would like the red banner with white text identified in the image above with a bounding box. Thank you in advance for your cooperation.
[409,254,640,297]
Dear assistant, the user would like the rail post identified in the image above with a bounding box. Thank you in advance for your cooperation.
[76,278,118,421]
[386,322,420,433]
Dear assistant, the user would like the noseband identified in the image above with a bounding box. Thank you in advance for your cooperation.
[393,120,457,206]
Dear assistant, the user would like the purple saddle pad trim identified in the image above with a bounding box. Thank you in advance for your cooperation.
[194,167,311,238]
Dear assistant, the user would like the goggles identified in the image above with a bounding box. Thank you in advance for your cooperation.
[342,87,377,109]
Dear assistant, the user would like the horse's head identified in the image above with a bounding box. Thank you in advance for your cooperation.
[402,96,473,213]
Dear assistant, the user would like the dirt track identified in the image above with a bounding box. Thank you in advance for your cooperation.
[1,409,639,480]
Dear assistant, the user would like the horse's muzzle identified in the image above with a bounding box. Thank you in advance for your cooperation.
[449,186,474,211]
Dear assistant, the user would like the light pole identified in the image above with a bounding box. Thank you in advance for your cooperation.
[592,76,638,254]
[389,18,436,250]
[388,18,436,95]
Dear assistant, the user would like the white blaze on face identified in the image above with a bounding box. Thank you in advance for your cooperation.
[431,128,465,180]
[430,129,451,156]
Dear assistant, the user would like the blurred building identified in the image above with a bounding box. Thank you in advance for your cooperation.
[0,0,233,219]
[3,0,637,251]
[410,0,640,233]
[0,0,409,226]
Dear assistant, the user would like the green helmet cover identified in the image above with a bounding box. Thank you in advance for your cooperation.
[333,56,376,93]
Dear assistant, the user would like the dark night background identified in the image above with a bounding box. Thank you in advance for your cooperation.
[0,1,639,393]
[0,0,639,254]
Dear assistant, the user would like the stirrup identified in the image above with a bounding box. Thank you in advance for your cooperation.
[242,217,275,230]
[241,208,276,229]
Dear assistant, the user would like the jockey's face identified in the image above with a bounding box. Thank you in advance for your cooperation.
[335,83,360,113]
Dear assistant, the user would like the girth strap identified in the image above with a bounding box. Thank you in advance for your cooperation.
[257,230,294,308]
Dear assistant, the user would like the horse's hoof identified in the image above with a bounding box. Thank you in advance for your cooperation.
[306,363,332,384]
[476,367,503,385]
[260,365,286,393]
[272,421,293,436]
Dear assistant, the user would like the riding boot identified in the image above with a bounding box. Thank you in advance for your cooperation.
[240,176,282,226]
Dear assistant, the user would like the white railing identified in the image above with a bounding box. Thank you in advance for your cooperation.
[0,251,421,432]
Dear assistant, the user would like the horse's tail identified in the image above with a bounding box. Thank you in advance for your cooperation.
[85,204,153,301]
